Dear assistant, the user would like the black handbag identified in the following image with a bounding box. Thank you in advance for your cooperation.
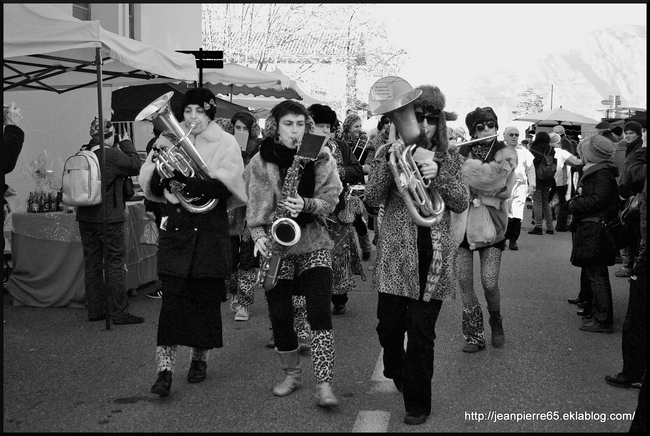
[571,217,618,266]
[123,176,135,201]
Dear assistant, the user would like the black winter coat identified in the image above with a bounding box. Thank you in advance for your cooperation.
[75,139,141,224]
[153,174,234,279]
[568,162,619,267]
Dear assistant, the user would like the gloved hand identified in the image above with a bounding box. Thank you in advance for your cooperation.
[162,170,188,194]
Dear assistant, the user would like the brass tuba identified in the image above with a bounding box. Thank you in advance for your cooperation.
[374,89,445,227]
[135,91,217,214]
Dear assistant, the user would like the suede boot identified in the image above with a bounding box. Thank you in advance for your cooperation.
[488,310,505,348]
[315,382,339,408]
[272,347,302,397]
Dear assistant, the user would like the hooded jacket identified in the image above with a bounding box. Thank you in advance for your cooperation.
[568,162,619,267]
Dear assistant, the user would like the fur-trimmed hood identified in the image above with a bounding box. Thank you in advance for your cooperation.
[139,121,247,211]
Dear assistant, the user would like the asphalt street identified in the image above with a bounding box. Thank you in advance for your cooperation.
[3,206,641,432]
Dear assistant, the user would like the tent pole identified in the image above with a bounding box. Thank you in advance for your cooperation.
[230,85,233,103]
[96,47,111,331]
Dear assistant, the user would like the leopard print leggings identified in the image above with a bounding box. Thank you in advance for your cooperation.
[311,329,334,384]
[237,267,258,307]
[457,245,502,345]
[155,345,209,374]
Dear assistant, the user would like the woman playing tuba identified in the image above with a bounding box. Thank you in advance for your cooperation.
[364,84,469,425]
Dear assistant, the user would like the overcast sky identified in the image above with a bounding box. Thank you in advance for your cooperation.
[380,3,647,93]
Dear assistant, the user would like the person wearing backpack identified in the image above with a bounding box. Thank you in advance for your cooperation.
[528,131,556,235]
[76,117,143,324]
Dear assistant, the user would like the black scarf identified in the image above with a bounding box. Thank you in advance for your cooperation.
[259,137,316,226]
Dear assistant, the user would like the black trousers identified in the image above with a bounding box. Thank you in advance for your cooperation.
[376,293,443,416]
[504,217,522,242]
[622,270,647,382]
[266,266,333,351]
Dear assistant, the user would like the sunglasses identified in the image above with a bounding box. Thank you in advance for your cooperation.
[508,133,519,137]
[475,121,496,132]
[415,112,439,124]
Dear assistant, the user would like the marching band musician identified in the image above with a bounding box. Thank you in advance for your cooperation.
[365,84,469,425]
[308,104,366,316]
[456,107,517,353]
[139,88,247,397]
[243,100,343,408]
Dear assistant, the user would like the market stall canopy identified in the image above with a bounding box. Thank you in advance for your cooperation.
[200,63,302,100]
[514,107,599,126]
[3,3,198,94]
[111,83,249,122]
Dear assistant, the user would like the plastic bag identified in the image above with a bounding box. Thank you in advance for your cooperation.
[140,211,159,245]
[23,151,60,213]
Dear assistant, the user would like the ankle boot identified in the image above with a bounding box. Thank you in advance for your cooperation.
[151,370,172,396]
[315,382,339,408]
[272,348,302,397]
[488,311,505,348]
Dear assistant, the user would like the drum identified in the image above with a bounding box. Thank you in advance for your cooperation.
[348,184,365,199]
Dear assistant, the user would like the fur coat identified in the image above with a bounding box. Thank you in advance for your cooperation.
[243,145,342,256]
[139,121,247,211]
[456,141,518,250]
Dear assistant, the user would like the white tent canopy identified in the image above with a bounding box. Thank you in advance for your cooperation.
[3,3,198,93]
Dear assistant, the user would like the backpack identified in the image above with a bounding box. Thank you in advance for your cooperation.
[61,146,102,206]
[536,148,557,184]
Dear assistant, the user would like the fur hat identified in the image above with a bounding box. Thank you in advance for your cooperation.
[180,88,217,120]
[623,120,642,137]
[581,135,615,164]
[308,104,338,127]
[89,117,114,138]
[465,107,499,137]
[549,132,562,146]
[552,125,566,135]
[595,121,611,130]
[412,84,457,152]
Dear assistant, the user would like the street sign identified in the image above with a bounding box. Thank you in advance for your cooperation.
[601,99,613,105]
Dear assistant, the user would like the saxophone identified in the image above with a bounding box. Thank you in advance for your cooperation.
[256,138,305,291]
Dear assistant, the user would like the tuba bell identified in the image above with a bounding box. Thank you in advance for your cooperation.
[135,91,217,214]
[374,89,445,227]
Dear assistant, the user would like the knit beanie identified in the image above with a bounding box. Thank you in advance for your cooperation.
[581,135,615,164]
[342,113,362,134]
[89,117,114,138]
[552,125,566,135]
[180,88,217,120]
[549,132,562,146]
[623,120,642,137]
[465,107,499,137]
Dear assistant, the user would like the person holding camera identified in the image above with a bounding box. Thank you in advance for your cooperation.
[76,117,143,324]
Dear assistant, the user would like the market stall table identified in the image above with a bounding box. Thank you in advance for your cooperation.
[5,202,157,308]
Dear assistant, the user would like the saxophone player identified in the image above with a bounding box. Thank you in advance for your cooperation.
[243,101,342,408]
[365,84,469,425]
[139,88,247,397]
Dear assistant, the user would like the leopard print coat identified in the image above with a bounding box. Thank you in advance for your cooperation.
[365,144,469,301]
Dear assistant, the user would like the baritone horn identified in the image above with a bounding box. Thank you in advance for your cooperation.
[135,91,217,214]
[374,89,445,227]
